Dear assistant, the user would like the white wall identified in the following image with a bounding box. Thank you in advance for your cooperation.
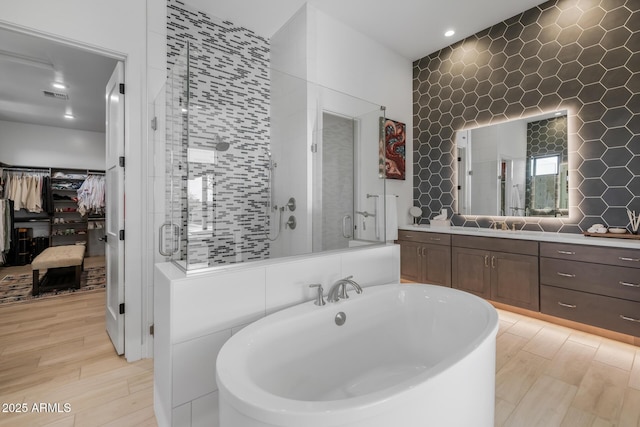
[0,120,105,169]
[0,0,151,361]
[270,4,413,239]
[309,6,413,227]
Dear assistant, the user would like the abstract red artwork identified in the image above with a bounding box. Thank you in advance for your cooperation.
[380,118,406,180]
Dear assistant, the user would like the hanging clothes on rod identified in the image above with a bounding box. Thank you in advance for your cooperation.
[2,169,50,213]
[77,174,106,216]
[0,199,14,265]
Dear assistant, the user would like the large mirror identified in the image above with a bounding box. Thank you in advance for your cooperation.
[456,110,568,218]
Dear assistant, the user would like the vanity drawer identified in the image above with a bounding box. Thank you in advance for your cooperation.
[452,235,538,256]
[541,285,640,337]
[397,230,451,246]
[540,242,640,268]
[540,258,640,302]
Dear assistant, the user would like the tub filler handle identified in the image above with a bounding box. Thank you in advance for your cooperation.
[308,284,325,306]
[327,276,363,303]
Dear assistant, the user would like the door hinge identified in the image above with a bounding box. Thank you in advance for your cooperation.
[119,156,125,167]
[311,143,318,153]
[119,303,125,314]
[457,185,462,190]
[119,230,125,241]
[149,324,155,336]
[151,116,158,131]
[119,83,125,95]
[457,157,462,162]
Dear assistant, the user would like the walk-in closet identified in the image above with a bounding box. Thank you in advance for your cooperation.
[1,166,106,267]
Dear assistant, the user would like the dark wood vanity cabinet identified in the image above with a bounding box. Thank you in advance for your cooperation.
[540,242,640,336]
[397,230,451,286]
[398,229,640,338]
[452,235,539,311]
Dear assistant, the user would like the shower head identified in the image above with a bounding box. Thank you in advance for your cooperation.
[212,135,230,151]
[214,141,230,151]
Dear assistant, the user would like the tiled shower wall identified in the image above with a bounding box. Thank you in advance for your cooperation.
[413,0,639,233]
[525,115,569,214]
[166,0,271,266]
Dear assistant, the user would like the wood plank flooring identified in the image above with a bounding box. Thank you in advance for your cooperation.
[496,308,640,426]
[1,271,638,426]
[0,280,156,426]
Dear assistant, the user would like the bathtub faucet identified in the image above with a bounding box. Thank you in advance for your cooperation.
[327,276,363,302]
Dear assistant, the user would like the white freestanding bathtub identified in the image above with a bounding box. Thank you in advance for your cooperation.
[216,283,499,427]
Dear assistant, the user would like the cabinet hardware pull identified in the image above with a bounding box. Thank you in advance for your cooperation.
[618,257,640,262]
[484,255,489,267]
[422,248,426,256]
[557,250,575,255]
[619,315,640,323]
[416,247,421,257]
[557,272,576,278]
[491,256,496,268]
[430,237,441,241]
[557,302,577,309]
[619,281,640,288]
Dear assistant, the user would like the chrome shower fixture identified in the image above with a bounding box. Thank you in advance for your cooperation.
[212,135,230,151]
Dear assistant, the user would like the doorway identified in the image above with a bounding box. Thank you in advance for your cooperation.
[0,25,125,354]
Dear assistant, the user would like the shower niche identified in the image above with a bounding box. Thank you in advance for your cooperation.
[156,42,387,271]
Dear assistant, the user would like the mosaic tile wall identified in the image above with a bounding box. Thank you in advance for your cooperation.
[525,116,569,215]
[413,0,639,233]
[167,0,271,266]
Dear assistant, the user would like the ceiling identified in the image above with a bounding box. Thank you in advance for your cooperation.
[0,27,117,133]
[185,0,547,60]
[0,1,545,134]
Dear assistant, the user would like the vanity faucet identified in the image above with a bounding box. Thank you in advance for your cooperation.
[327,276,363,303]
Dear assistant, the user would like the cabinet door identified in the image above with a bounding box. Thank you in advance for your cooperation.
[491,252,539,310]
[452,247,490,298]
[400,240,422,282]
[423,243,451,287]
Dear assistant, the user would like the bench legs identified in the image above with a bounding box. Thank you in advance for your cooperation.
[31,264,83,296]
[32,269,40,296]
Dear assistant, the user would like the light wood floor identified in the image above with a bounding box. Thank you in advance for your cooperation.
[495,308,640,426]
[1,274,639,426]
[0,285,156,426]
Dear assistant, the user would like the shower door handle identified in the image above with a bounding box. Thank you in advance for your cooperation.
[342,215,353,239]
[159,223,181,256]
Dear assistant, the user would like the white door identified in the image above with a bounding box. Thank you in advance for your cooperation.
[105,61,125,355]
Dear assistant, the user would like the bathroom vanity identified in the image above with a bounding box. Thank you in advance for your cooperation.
[397,226,640,341]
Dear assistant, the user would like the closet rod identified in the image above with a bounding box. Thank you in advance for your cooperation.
[2,167,50,173]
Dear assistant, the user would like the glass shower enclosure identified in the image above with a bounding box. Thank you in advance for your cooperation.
[157,42,387,271]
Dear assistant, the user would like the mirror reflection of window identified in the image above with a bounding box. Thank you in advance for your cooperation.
[531,155,559,176]
[456,110,568,218]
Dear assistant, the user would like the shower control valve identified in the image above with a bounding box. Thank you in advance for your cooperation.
[285,215,297,230]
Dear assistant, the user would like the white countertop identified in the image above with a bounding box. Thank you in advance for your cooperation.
[398,224,640,250]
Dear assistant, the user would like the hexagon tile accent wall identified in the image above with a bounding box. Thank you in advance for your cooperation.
[413,0,639,233]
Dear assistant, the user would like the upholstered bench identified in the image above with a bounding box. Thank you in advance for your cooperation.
[32,245,86,296]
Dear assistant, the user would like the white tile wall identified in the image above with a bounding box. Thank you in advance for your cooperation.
[172,403,191,427]
[154,244,400,427]
[173,329,231,406]
[191,392,219,427]
[172,267,266,344]
[265,254,341,315]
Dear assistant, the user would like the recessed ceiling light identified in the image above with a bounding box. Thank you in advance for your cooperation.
[52,82,67,90]
[444,30,455,37]
[64,113,75,119]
